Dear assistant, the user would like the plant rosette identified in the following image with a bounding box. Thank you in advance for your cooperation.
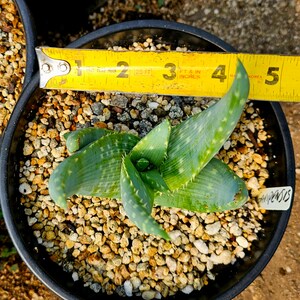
[0,21,295,300]
[48,58,250,240]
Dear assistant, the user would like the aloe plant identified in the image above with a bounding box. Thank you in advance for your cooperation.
[48,59,250,240]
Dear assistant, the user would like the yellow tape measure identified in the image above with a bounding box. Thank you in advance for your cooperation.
[36,47,300,102]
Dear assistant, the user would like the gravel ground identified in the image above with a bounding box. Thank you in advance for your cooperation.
[1,0,300,299]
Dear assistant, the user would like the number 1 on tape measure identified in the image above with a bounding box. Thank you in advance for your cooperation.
[36,47,300,102]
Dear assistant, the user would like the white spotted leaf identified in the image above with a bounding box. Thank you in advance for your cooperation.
[64,127,112,153]
[130,119,171,168]
[160,60,250,190]
[140,169,169,194]
[120,156,170,240]
[155,158,248,212]
[48,133,139,209]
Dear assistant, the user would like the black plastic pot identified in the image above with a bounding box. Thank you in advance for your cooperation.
[0,20,295,300]
[24,0,107,36]
[14,0,37,87]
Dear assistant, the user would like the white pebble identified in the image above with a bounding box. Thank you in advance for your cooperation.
[205,221,221,235]
[83,106,93,116]
[69,232,79,242]
[163,103,171,111]
[101,99,110,106]
[142,290,157,300]
[204,8,211,15]
[23,143,34,155]
[286,266,292,274]
[32,139,41,149]
[36,147,48,158]
[192,107,201,115]
[169,230,182,240]
[181,285,194,294]
[19,182,32,195]
[236,236,249,248]
[247,121,255,133]
[148,101,159,109]
[204,213,215,224]
[27,217,37,226]
[223,140,231,150]
[247,177,260,190]
[210,250,232,265]
[194,239,209,254]
[237,251,245,259]
[124,280,133,297]
[130,277,141,290]
[207,270,216,280]
[229,222,242,236]
[166,256,177,272]
[90,283,101,293]
[51,147,65,158]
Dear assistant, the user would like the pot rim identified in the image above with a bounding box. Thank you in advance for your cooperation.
[0,19,296,300]
[67,19,237,51]
[13,0,37,87]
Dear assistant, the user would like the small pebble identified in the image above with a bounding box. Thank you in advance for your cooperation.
[142,290,157,300]
[72,272,79,281]
[205,222,221,235]
[90,283,101,293]
[236,236,249,248]
[124,280,133,297]
[194,240,209,254]
[210,250,232,265]
[181,285,194,294]
[19,182,32,195]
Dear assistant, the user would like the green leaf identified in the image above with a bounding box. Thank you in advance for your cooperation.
[136,158,150,171]
[48,133,139,209]
[9,263,19,272]
[160,59,250,190]
[64,127,112,153]
[157,0,165,7]
[121,156,170,240]
[121,156,154,213]
[130,119,171,168]
[155,158,248,212]
[0,247,17,258]
[140,169,169,194]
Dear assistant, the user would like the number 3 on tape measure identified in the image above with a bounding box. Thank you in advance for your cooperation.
[163,63,176,80]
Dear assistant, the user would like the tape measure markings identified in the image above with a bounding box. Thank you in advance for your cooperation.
[36,47,300,102]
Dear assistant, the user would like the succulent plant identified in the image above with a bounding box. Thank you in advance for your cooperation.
[49,59,250,240]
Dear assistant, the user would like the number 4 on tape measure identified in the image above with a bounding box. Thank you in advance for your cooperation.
[36,47,300,102]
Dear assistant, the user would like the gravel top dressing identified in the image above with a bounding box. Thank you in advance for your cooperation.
[0,0,26,135]
[18,39,270,299]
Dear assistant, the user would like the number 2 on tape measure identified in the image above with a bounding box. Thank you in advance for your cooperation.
[117,61,129,78]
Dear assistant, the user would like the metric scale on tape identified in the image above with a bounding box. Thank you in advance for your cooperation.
[36,46,300,102]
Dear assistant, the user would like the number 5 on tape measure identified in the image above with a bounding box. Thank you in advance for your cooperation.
[36,47,300,102]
